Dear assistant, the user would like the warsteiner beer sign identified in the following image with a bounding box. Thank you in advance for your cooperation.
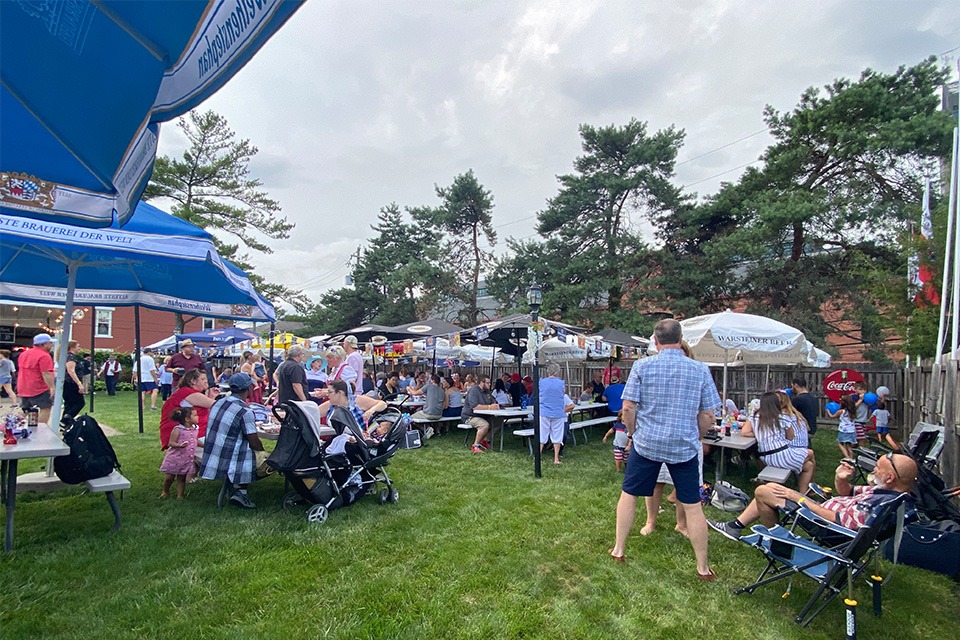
[823,369,865,403]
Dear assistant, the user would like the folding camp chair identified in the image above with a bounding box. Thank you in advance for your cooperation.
[733,494,908,635]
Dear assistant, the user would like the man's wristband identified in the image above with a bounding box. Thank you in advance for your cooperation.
[798,497,806,505]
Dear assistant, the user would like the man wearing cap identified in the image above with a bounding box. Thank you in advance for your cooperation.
[199,373,265,509]
[18,334,56,425]
[167,339,204,387]
[343,335,364,395]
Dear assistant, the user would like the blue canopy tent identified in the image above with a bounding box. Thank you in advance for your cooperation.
[0,0,303,227]
[0,201,275,429]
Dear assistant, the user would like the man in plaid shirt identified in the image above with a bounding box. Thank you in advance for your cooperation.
[709,453,917,540]
[609,319,721,581]
[199,373,265,508]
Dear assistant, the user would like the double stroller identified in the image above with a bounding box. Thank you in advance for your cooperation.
[266,400,408,523]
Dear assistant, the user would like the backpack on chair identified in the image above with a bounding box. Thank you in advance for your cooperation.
[54,415,121,484]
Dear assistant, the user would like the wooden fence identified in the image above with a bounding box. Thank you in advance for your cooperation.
[902,358,960,488]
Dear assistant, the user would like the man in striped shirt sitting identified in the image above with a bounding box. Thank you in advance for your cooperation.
[709,453,916,540]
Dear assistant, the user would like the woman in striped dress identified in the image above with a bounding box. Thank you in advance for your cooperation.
[777,391,808,450]
[744,392,816,494]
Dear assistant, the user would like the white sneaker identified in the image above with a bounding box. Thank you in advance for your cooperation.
[424,426,435,439]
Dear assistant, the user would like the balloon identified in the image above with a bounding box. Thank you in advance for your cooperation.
[825,402,840,414]
[876,386,890,397]
[782,388,793,397]
[863,392,879,405]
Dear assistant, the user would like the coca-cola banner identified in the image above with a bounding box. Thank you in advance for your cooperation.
[823,369,866,402]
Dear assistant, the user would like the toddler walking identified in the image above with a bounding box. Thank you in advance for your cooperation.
[827,395,858,459]
[602,410,631,472]
[160,407,199,499]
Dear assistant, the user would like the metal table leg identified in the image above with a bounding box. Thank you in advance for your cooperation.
[716,447,726,484]
[1,459,7,503]
[4,459,18,552]
[105,491,122,532]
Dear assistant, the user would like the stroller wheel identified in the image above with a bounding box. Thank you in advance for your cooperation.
[379,488,389,505]
[282,491,304,511]
[388,488,399,504]
[306,504,328,524]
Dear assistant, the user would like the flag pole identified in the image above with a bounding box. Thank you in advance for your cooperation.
[951,127,960,358]
[936,127,958,364]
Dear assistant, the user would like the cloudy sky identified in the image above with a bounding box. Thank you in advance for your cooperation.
[155,0,960,307]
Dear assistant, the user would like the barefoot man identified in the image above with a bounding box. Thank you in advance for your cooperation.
[609,319,721,581]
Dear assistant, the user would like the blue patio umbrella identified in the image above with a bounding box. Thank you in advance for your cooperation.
[0,200,275,426]
[0,0,303,227]
[175,326,260,345]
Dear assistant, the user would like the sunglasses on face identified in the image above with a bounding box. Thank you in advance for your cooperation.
[885,453,900,480]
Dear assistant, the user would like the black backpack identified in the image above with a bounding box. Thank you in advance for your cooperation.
[54,415,121,484]
[75,358,92,378]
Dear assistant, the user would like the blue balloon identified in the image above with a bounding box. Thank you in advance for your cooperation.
[863,392,879,405]
[782,388,793,397]
[825,402,840,414]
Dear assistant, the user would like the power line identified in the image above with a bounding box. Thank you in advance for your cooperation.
[682,161,757,188]
[675,128,770,166]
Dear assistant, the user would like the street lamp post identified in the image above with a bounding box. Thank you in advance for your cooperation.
[527,284,543,478]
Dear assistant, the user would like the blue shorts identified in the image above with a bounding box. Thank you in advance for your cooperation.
[837,431,858,444]
[140,381,158,392]
[0,376,11,385]
[623,451,701,504]
[876,426,889,435]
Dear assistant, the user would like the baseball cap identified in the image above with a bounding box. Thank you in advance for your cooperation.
[33,333,54,345]
[228,372,254,391]
[180,339,194,347]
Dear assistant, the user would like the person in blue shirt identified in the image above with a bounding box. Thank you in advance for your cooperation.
[539,363,574,464]
[602,375,626,415]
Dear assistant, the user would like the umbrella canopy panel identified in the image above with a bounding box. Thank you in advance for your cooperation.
[174,327,260,345]
[0,0,304,226]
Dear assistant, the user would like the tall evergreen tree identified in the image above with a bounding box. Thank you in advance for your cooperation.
[144,110,306,324]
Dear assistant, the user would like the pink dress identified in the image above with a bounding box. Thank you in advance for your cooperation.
[159,426,199,475]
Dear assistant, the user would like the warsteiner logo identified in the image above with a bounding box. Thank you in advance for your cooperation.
[230,304,252,317]
[1,172,57,210]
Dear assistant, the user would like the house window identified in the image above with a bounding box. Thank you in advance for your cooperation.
[95,309,112,338]
[202,317,215,331]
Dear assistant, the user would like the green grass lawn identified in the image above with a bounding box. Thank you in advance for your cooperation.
[2,392,958,639]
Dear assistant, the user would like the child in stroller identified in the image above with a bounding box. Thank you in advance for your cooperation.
[266,396,408,524]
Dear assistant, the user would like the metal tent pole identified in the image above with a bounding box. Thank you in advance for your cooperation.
[135,306,143,434]
[268,322,276,393]
[46,263,77,476]
[88,305,95,412]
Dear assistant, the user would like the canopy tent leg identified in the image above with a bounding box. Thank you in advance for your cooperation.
[268,322,275,394]
[135,306,143,434]
[490,345,497,381]
[764,364,771,392]
[88,305,95,412]
[47,263,78,475]
[432,344,437,375]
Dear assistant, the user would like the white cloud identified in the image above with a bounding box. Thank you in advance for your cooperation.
[151,0,960,310]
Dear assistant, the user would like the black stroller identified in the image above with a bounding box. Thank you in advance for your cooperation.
[266,401,407,524]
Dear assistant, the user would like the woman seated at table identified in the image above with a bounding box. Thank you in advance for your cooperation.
[442,376,462,418]
[160,369,217,450]
[305,356,328,395]
[492,379,510,406]
[739,391,815,494]
[316,380,388,436]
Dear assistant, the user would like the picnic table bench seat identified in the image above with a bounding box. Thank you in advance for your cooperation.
[83,470,131,533]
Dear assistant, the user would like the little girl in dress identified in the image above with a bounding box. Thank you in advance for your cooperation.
[160,407,199,499]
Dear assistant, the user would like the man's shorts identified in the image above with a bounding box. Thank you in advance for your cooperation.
[465,416,490,431]
[20,391,52,410]
[140,381,158,392]
[411,410,441,421]
[623,451,701,504]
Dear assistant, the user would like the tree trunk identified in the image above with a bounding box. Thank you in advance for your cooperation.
[791,221,803,262]
[471,224,481,325]
[175,312,185,334]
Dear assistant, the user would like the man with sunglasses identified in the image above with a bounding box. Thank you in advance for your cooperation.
[709,452,917,540]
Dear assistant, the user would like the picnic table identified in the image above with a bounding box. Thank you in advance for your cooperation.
[706,432,757,483]
[1,424,70,552]
[256,423,335,441]
[474,402,609,452]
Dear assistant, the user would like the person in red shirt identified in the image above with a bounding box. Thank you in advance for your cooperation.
[602,364,622,386]
[18,333,56,424]
[167,339,204,387]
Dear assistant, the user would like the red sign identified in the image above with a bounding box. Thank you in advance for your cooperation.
[822,369,865,403]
